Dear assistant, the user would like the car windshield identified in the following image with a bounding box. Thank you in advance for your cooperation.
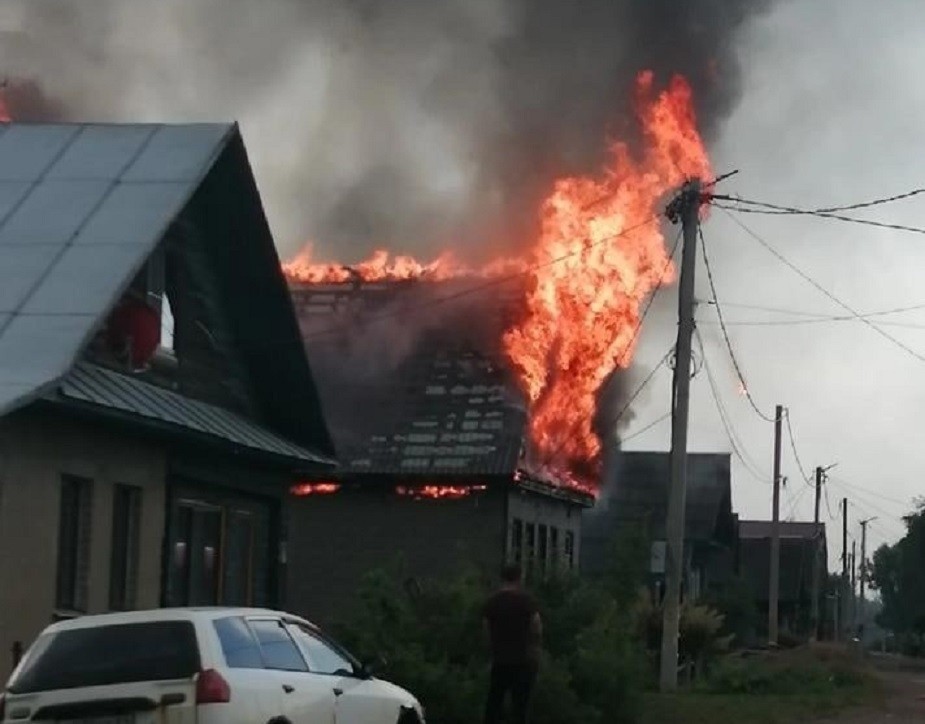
[7,621,200,693]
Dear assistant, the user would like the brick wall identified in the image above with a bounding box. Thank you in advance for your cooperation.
[286,488,507,626]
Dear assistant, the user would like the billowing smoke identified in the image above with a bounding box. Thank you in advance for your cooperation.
[0,0,774,261]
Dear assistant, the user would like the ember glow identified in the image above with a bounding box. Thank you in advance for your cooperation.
[291,482,341,496]
[395,484,488,500]
[0,91,9,123]
[284,71,711,489]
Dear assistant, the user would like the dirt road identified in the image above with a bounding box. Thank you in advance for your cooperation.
[819,655,925,723]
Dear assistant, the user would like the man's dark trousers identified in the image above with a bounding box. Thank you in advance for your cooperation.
[483,662,537,724]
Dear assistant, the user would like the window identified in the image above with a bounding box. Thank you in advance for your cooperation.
[248,620,307,672]
[287,625,355,676]
[109,485,142,611]
[538,524,548,575]
[564,531,575,570]
[550,527,560,571]
[525,523,536,571]
[510,518,523,565]
[56,476,93,612]
[7,621,200,693]
[170,502,222,606]
[223,511,255,606]
[214,617,264,669]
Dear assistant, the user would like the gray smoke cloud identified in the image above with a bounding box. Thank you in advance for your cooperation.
[0,0,774,261]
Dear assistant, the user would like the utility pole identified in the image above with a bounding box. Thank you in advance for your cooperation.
[768,405,784,646]
[841,497,849,641]
[659,178,702,693]
[810,466,823,641]
[859,517,876,624]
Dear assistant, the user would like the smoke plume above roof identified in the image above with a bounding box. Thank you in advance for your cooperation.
[0,0,773,258]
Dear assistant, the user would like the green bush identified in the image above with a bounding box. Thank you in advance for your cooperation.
[333,558,645,724]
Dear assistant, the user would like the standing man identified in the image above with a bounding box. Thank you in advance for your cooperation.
[482,564,542,724]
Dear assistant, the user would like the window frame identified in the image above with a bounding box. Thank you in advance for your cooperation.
[245,617,309,673]
[109,484,143,611]
[55,475,93,614]
[285,622,359,678]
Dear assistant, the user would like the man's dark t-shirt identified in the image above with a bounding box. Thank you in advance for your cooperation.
[483,589,538,666]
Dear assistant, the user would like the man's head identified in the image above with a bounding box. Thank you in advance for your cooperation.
[500,563,523,586]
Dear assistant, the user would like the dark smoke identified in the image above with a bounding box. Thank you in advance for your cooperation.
[0,0,774,259]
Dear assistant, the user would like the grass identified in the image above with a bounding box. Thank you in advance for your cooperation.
[638,645,882,724]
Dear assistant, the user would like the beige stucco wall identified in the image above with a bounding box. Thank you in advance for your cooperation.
[0,408,167,682]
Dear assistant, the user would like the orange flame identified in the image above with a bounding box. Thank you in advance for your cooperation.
[395,484,488,500]
[291,482,341,496]
[284,245,526,284]
[0,91,10,124]
[502,71,711,479]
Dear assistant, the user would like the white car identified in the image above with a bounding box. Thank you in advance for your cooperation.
[0,607,423,724]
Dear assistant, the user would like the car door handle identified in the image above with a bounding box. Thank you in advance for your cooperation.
[333,688,343,697]
[282,684,295,694]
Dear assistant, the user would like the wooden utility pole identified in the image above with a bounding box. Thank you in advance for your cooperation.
[659,178,702,693]
[842,497,849,640]
[810,466,823,640]
[859,517,875,631]
[768,405,784,646]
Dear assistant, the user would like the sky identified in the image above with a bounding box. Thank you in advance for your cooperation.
[624,0,925,567]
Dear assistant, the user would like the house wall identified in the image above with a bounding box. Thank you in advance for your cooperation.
[0,409,166,681]
[286,488,507,627]
[506,488,584,575]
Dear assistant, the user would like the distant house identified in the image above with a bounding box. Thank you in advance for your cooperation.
[738,520,827,640]
[581,451,737,600]
[286,279,593,626]
[0,123,334,677]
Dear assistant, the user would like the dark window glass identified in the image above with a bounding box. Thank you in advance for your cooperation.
[213,617,263,669]
[525,523,536,570]
[7,621,200,693]
[538,525,549,575]
[565,531,575,569]
[288,626,354,676]
[511,518,523,565]
[109,485,142,611]
[223,512,255,606]
[249,620,307,672]
[56,476,93,612]
[550,528,560,570]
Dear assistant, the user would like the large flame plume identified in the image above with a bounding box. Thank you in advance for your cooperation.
[285,71,710,489]
[504,71,711,480]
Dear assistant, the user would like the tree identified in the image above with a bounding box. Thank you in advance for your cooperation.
[869,502,925,643]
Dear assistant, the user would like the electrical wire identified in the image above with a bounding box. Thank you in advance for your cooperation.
[714,200,925,236]
[827,475,913,509]
[695,327,772,485]
[713,186,925,215]
[719,207,925,365]
[703,300,925,320]
[783,408,813,485]
[786,479,810,521]
[698,226,776,423]
[620,411,672,443]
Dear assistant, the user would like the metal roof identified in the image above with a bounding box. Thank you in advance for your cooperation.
[291,279,528,478]
[49,362,328,466]
[0,123,230,416]
[0,122,334,461]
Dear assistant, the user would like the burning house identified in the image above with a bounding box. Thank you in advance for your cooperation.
[285,278,594,624]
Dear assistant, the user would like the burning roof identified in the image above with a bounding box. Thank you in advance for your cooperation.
[287,71,712,492]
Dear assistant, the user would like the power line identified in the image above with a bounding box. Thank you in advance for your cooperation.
[719,207,925,365]
[714,200,925,237]
[702,300,925,320]
[301,213,662,344]
[783,408,813,485]
[827,475,913,510]
[696,327,772,485]
[621,411,672,443]
[698,226,776,423]
[713,186,925,215]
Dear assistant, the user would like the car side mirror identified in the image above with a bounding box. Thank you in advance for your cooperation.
[358,654,388,679]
